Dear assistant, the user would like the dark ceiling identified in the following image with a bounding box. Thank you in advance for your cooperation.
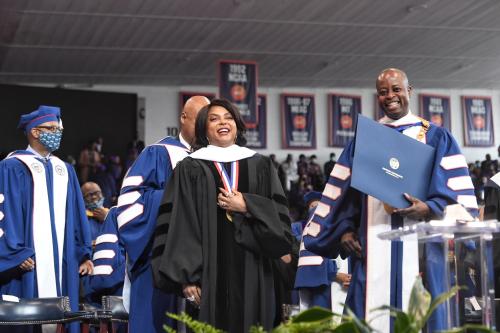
[1,0,500,88]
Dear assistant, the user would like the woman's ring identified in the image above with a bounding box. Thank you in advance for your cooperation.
[187,295,195,302]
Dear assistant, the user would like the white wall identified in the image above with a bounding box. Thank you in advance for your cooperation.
[88,84,500,165]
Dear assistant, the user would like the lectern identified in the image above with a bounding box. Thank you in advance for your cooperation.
[378,219,500,330]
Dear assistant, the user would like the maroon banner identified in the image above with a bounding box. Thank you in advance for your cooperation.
[374,94,385,120]
[281,93,316,149]
[462,96,494,147]
[328,94,361,147]
[244,94,267,149]
[419,94,451,130]
[179,91,215,114]
[218,60,258,126]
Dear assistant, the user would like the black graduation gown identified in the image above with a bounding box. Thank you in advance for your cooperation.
[484,178,500,298]
[152,154,293,332]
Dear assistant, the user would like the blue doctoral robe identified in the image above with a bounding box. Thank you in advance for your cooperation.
[0,150,92,333]
[82,207,125,308]
[303,117,478,332]
[116,137,189,333]
[292,221,337,309]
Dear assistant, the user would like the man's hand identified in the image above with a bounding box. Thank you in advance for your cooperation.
[79,259,94,275]
[336,272,352,289]
[340,232,362,258]
[183,284,201,307]
[92,207,109,222]
[393,193,430,220]
[19,258,35,272]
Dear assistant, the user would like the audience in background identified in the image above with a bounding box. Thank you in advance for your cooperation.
[78,140,101,183]
[308,154,324,192]
[323,152,336,180]
[281,154,298,194]
[81,181,110,244]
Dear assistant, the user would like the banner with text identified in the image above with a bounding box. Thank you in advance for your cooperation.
[281,94,316,149]
[329,94,361,147]
[218,60,258,126]
[462,96,494,147]
[245,94,267,149]
[179,91,215,114]
[419,94,451,130]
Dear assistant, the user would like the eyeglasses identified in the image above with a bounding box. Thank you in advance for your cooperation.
[84,190,102,200]
[35,126,63,134]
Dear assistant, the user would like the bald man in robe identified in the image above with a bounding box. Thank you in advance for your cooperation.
[115,96,210,332]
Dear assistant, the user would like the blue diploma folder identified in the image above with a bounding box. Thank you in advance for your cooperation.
[351,115,435,208]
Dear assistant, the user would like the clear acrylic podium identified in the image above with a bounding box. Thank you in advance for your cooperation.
[378,219,500,330]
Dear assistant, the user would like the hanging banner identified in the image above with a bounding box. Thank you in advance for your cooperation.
[179,91,215,114]
[462,96,494,147]
[218,60,258,126]
[419,94,451,130]
[244,94,267,149]
[328,94,361,147]
[374,94,385,120]
[281,93,316,149]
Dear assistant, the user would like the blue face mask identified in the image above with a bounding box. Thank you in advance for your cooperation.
[39,130,63,152]
[86,198,104,210]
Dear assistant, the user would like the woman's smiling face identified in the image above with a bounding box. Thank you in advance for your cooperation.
[206,105,237,147]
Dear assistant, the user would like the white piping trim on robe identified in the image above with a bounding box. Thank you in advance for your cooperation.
[457,195,479,209]
[153,143,190,168]
[93,250,116,261]
[117,191,141,207]
[447,176,474,191]
[0,211,3,221]
[95,233,118,245]
[298,256,323,266]
[12,155,67,297]
[365,196,419,333]
[314,202,331,218]
[440,155,468,170]
[50,156,68,290]
[121,176,143,189]
[117,203,144,229]
[330,164,350,180]
[323,184,341,201]
[93,265,113,275]
[0,193,4,203]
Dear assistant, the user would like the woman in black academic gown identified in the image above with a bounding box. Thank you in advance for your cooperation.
[152,99,294,332]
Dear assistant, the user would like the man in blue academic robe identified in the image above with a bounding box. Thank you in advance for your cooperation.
[115,96,209,332]
[303,69,478,332]
[0,106,93,332]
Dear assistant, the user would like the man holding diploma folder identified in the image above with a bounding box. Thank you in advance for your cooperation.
[303,68,478,332]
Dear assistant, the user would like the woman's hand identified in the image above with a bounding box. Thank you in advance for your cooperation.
[217,188,247,214]
[183,284,201,307]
